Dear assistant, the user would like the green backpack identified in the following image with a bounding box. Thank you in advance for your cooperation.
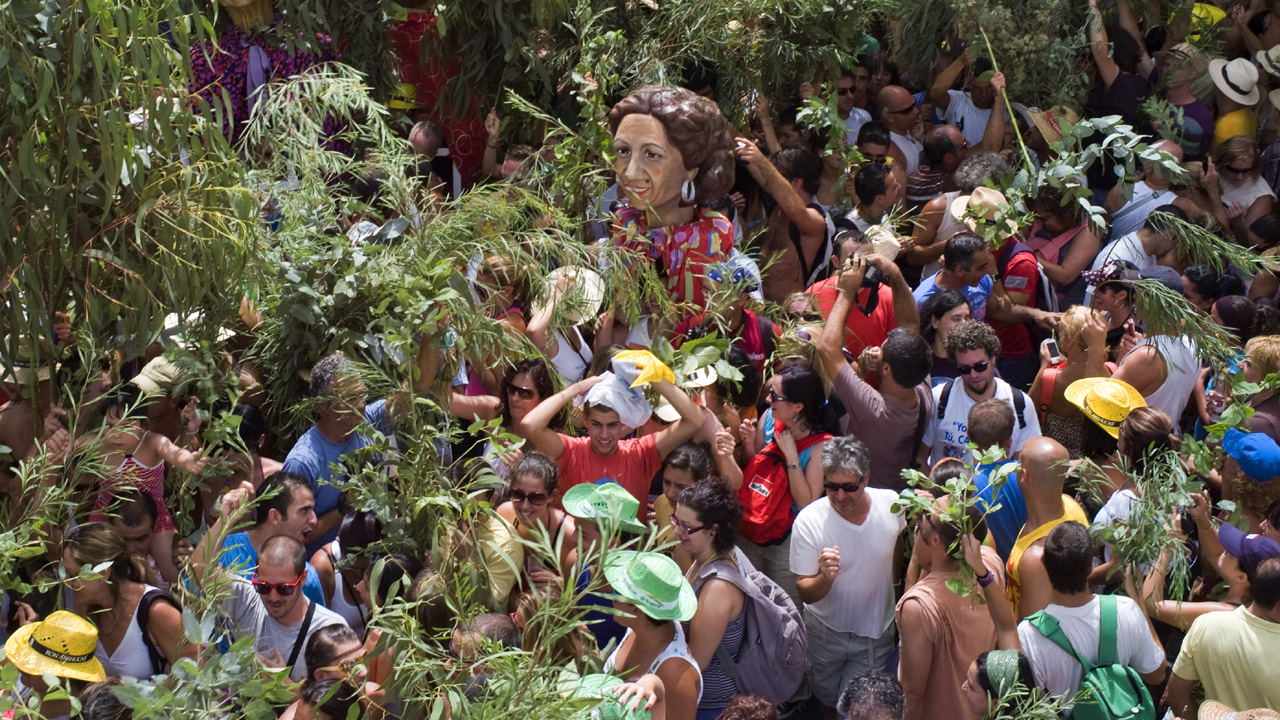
[1027,595,1156,720]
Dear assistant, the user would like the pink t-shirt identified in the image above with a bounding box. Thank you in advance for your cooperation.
[556,433,661,521]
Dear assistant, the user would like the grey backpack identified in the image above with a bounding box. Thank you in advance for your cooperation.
[694,552,808,705]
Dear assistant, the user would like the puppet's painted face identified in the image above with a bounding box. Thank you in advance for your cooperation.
[612,114,694,219]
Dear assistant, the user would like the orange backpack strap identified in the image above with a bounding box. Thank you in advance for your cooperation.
[1039,365,1059,419]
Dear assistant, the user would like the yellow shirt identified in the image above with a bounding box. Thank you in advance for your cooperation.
[1172,605,1280,711]
[1214,108,1258,147]
[1006,495,1088,617]
[653,494,676,546]
[477,512,523,608]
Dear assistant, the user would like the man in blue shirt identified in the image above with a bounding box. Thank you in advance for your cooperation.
[966,398,1027,561]
[218,471,326,607]
[913,232,994,322]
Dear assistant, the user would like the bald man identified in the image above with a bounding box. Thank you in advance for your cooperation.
[877,85,924,175]
[1004,437,1089,619]
[1103,139,1187,238]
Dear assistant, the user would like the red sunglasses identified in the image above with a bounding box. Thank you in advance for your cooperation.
[251,572,306,596]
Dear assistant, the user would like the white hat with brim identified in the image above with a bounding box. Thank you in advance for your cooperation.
[1209,58,1260,106]
[949,187,1019,239]
[1258,47,1280,79]
[1,335,56,385]
[542,266,606,327]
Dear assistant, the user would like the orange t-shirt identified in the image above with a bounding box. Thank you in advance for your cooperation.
[556,433,661,521]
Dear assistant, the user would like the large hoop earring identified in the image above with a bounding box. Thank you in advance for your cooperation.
[681,178,696,204]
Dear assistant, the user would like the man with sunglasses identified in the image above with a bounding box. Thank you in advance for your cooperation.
[877,85,923,175]
[790,436,906,713]
[218,471,326,608]
[921,320,1040,467]
[836,69,872,144]
[191,482,349,682]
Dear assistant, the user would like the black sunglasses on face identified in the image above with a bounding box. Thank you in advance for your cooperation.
[823,481,862,494]
[836,87,854,96]
[769,389,791,404]
[508,384,536,400]
[510,488,549,505]
[887,104,918,115]
[956,360,990,375]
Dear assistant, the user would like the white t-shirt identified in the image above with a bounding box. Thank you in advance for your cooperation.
[789,490,905,637]
[844,108,872,145]
[1221,175,1275,209]
[1017,596,1164,701]
[222,579,348,682]
[1092,488,1139,563]
[942,90,992,147]
[923,378,1041,466]
[1082,231,1156,305]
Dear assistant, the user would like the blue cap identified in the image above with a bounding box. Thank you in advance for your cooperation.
[1223,428,1280,481]
[1218,522,1280,576]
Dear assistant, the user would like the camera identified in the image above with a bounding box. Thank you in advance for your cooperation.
[863,264,885,288]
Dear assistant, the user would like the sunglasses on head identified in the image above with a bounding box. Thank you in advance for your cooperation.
[508,384,537,401]
[251,572,306,596]
[510,488,549,505]
[823,481,862,494]
[317,655,366,675]
[956,360,990,375]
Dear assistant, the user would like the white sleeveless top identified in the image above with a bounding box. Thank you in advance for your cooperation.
[326,541,368,637]
[626,318,655,350]
[890,131,923,175]
[924,190,965,278]
[95,584,162,680]
[548,326,593,384]
[1125,335,1199,422]
[605,622,703,702]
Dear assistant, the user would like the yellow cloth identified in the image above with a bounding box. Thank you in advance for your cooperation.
[1171,605,1280,711]
[613,349,676,387]
[477,512,523,608]
[1005,495,1088,617]
[1214,108,1258,147]
[653,493,676,545]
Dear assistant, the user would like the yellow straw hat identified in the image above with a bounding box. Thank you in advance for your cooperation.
[4,611,106,683]
[1064,378,1146,438]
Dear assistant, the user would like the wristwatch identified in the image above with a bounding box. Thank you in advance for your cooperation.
[975,569,994,588]
[788,462,800,470]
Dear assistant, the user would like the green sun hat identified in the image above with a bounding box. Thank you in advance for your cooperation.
[603,551,697,622]
[562,481,647,535]
[570,674,653,720]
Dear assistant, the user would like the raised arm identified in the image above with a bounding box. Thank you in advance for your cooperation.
[518,376,606,460]
[756,93,782,156]
[482,109,503,179]
[978,73,1007,152]
[653,380,706,458]
[736,137,827,236]
[190,482,255,588]
[1117,0,1155,78]
[929,49,971,111]
[817,258,864,381]
[867,253,919,334]
[1088,0,1122,89]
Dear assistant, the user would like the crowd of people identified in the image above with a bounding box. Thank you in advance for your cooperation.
[10,2,1280,720]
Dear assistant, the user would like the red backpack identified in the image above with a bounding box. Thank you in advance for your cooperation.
[738,433,832,545]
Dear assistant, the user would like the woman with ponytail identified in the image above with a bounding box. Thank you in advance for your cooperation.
[62,523,194,679]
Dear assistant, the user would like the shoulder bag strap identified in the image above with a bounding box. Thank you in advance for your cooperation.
[1097,594,1119,667]
[937,379,955,420]
[1027,609,1095,672]
[1039,366,1059,419]
[909,387,928,470]
[286,600,317,676]
[137,589,180,676]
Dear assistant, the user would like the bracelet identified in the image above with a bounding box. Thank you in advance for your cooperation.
[975,569,994,588]
[486,141,500,149]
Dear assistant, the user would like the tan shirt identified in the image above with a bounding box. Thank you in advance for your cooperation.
[896,546,1003,720]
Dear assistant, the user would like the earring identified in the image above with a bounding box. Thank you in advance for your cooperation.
[681,178,696,204]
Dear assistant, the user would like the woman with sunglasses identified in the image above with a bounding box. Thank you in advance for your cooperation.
[310,511,381,638]
[496,452,577,594]
[62,523,195,680]
[674,477,747,720]
[1213,136,1275,240]
[448,359,560,481]
[737,364,833,605]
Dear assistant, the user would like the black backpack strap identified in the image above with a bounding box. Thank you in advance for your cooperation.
[909,387,928,470]
[787,203,831,287]
[1012,389,1027,430]
[757,314,776,365]
[937,379,955,421]
[137,589,181,676]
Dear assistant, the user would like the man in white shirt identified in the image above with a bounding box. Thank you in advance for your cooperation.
[837,69,873,144]
[791,436,906,712]
[929,50,997,147]
[922,320,1040,466]
[1017,522,1165,702]
[193,483,349,682]
[1082,206,1183,305]
[878,85,923,175]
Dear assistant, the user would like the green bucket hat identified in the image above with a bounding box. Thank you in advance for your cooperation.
[562,482,647,535]
[571,674,653,720]
[603,551,697,622]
